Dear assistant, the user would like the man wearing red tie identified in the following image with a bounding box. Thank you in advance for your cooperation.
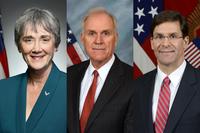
[68,7,133,133]
[125,11,200,133]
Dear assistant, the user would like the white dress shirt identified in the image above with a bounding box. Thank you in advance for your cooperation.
[79,55,115,116]
[152,60,186,122]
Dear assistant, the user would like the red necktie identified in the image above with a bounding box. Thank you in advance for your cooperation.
[155,76,171,133]
[80,70,99,133]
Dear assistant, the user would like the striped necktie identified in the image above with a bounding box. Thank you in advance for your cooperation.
[155,76,171,133]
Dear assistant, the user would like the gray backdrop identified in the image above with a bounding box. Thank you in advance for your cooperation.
[0,0,66,76]
[67,0,133,66]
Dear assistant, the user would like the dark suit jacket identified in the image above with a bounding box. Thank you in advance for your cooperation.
[0,63,66,133]
[68,55,134,133]
[125,63,200,133]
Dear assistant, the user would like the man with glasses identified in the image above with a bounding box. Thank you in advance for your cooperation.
[125,11,200,133]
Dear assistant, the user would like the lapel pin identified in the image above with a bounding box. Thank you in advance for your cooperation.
[45,91,50,96]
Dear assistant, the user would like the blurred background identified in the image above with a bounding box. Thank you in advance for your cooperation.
[67,0,133,67]
[0,0,66,77]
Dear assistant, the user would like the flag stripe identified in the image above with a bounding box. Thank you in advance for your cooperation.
[186,48,199,61]
[66,52,74,67]
[67,23,88,67]
[67,44,82,64]
[134,37,156,74]
[190,54,200,65]
[184,42,200,68]
[185,43,196,55]
[141,37,157,65]
[0,62,5,79]
[0,11,9,78]
[185,46,198,59]
[133,63,143,79]
[73,42,87,61]
[134,0,200,79]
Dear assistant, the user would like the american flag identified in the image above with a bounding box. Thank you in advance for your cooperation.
[134,0,200,79]
[0,10,9,79]
[67,23,87,67]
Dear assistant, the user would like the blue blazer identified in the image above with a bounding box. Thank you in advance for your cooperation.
[0,63,66,133]
[125,63,200,133]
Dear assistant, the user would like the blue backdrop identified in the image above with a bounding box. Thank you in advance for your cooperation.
[67,0,133,66]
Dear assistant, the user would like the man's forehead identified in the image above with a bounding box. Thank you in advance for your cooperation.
[84,27,113,31]
[84,13,114,26]
[85,12,111,21]
[154,21,182,33]
[156,21,181,28]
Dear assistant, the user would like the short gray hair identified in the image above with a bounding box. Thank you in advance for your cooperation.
[82,7,118,32]
[15,7,60,49]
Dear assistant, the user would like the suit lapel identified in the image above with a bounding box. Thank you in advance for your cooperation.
[71,62,89,133]
[142,70,156,133]
[16,73,27,133]
[85,57,125,131]
[164,64,198,133]
[26,63,61,132]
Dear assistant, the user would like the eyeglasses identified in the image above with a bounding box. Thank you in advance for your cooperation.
[152,34,183,43]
